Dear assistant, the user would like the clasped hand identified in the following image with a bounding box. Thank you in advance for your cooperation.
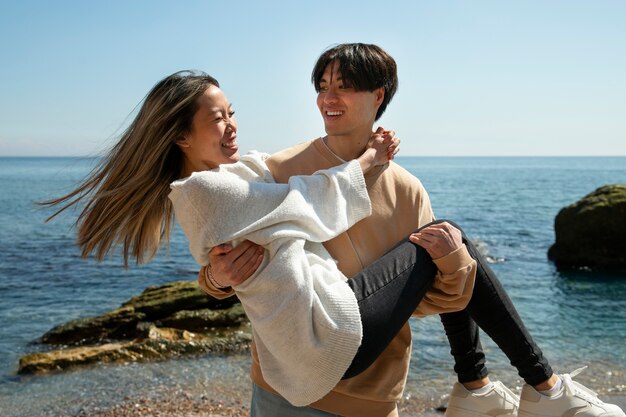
[201,241,264,290]
[199,128,402,291]
[358,127,400,173]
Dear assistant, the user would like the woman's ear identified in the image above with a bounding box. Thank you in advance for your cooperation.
[175,136,190,148]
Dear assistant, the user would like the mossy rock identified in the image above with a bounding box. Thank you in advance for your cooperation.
[156,304,248,332]
[40,306,146,346]
[121,280,237,318]
[19,324,252,374]
[24,281,249,374]
[40,281,239,346]
[548,184,626,273]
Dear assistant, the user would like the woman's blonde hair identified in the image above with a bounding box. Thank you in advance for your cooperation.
[41,70,220,266]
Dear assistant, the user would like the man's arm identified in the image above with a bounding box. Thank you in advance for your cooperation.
[410,221,477,317]
[197,241,264,297]
[397,172,477,317]
[409,222,462,259]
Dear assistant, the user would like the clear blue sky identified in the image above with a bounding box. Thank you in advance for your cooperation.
[1,0,625,156]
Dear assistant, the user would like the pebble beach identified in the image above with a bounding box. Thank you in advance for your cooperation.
[29,380,626,417]
[28,383,444,417]
[5,352,624,417]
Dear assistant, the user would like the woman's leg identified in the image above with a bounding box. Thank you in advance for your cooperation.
[340,217,552,383]
[439,310,489,383]
[441,221,553,386]
[342,226,438,379]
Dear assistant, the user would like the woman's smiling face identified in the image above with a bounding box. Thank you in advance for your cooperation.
[178,85,239,172]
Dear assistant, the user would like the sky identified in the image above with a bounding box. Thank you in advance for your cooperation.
[1,0,625,157]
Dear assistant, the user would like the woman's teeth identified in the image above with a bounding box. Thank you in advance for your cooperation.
[326,111,342,116]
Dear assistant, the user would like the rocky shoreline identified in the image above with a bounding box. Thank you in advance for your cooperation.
[21,378,626,417]
[14,183,625,415]
[17,381,448,417]
[12,279,626,417]
[70,392,252,417]
[14,280,450,416]
[19,281,252,375]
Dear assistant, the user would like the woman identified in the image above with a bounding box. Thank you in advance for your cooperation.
[42,70,477,406]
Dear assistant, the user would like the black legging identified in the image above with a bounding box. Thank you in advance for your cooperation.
[342,220,553,385]
[439,221,553,385]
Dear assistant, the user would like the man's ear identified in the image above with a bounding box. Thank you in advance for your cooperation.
[375,87,385,106]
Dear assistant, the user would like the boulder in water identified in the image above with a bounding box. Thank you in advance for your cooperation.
[548,184,626,273]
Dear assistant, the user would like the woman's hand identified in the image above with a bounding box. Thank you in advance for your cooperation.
[409,222,462,259]
[198,240,264,291]
[357,126,400,173]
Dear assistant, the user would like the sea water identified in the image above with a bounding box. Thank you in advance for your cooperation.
[1,156,624,415]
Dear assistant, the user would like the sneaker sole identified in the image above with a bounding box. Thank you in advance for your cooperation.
[446,406,517,417]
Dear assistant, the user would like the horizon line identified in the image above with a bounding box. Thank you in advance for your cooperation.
[1,154,625,159]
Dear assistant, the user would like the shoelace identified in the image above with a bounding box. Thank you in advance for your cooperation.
[562,366,604,407]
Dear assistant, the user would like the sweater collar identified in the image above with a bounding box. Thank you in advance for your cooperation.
[313,137,386,178]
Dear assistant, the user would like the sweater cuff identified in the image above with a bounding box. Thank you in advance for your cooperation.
[433,245,474,275]
[345,160,372,225]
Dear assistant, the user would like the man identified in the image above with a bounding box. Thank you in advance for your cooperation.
[199,44,625,417]
[202,44,474,417]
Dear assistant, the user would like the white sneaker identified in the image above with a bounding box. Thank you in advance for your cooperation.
[445,381,519,417]
[518,366,626,417]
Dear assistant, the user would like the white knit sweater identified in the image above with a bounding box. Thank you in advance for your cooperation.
[168,152,372,406]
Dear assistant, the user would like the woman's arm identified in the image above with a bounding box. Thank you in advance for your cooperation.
[196,131,400,290]
[170,154,372,266]
[356,127,400,173]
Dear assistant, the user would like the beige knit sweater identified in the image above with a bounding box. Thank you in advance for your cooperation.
[168,151,372,406]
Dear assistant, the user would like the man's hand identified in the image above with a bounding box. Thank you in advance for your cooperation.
[200,240,264,290]
[409,222,462,259]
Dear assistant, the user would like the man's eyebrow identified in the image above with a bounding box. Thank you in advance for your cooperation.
[319,75,343,83]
